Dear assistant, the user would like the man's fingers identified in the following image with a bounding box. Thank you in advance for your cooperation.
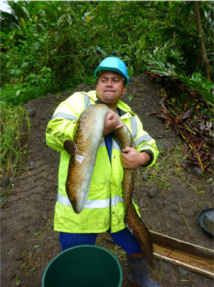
[115,124,124,130]
[122,147,132,153]
[107,110,114,120]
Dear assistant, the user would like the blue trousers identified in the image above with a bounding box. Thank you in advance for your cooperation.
[59,227,142,255]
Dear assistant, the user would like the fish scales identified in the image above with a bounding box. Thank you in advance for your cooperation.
[64,104,153,265]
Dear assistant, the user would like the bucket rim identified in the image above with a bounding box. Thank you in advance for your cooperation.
[42,244,123,287]
[199,207,214,237]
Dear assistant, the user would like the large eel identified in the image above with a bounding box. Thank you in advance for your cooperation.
[64,104,153,266]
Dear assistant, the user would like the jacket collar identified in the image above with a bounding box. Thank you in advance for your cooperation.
[82,90,134,118]
[95,99,126,116]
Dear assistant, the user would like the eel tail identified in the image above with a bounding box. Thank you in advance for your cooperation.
[125,204,153,266]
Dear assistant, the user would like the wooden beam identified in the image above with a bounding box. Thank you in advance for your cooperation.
[103,231,214,278]
[150,230,214,278]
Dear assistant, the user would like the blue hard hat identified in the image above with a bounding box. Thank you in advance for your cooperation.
[94,57,130,86]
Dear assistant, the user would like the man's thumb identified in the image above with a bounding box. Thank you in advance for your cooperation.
[122,147,132,153]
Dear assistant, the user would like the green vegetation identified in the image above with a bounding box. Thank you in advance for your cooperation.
[0,106,30,177]
[1,1,213,107]
[0,1,213,178]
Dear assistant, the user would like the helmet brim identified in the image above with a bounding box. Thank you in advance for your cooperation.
[94,67,129,86]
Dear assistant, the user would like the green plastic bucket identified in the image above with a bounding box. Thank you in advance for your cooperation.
[42,245,123,287]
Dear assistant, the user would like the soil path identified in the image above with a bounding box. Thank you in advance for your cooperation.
[1,74,213,287]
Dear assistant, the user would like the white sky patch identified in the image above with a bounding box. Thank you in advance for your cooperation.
[0,0,12,12]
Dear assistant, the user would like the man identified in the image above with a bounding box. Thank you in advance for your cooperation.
[46,57,160,287]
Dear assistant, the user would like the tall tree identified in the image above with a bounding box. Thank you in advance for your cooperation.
[193,1,211,82]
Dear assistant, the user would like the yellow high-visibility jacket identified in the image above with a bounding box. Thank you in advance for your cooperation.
[46,91,159,233]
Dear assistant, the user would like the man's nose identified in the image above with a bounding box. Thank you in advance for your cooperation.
[106,79,113,86]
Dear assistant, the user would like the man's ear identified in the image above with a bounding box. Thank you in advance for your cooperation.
[122,86,126,95]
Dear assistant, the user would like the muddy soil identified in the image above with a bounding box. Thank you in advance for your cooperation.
[1,74,213,287]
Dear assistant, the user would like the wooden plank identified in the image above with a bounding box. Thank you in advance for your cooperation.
[103,231,214,278]
[150,230,214,278]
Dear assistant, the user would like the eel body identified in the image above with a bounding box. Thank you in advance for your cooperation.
[64,104,110,214]
[64,104,153,265]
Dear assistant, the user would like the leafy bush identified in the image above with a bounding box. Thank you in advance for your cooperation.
[142,51,214,108]
[1,1,213,108]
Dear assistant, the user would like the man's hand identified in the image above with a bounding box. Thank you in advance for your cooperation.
[121,147,151,169]
[103,110,124,136]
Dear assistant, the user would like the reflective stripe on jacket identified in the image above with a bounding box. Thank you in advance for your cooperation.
[46,91,159,233]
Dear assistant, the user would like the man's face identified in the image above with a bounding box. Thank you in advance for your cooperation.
[96,72,126,109]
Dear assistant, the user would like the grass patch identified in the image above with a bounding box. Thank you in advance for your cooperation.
[1,83,48,108]
[137,139,213,206]
[139,141,189,189]
[0,106,31,179]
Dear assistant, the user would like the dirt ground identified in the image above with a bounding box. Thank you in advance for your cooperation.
[1,74,214,287]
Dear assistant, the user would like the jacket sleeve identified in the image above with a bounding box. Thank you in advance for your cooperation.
[45,93,86,152]
[134,115,159,167]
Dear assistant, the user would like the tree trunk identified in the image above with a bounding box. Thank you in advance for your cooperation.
[193,1,211,82]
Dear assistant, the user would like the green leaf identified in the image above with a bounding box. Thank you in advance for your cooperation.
[16,90,22,96]
[29,73,36,78]
[177,74,214,107]
[21,62,29,68]
[20,17,26,28]
[15,69,22,75]
[10,69,15,75]
[0,32,7,39]
[33,244,40,249]
[38,37,45,43]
